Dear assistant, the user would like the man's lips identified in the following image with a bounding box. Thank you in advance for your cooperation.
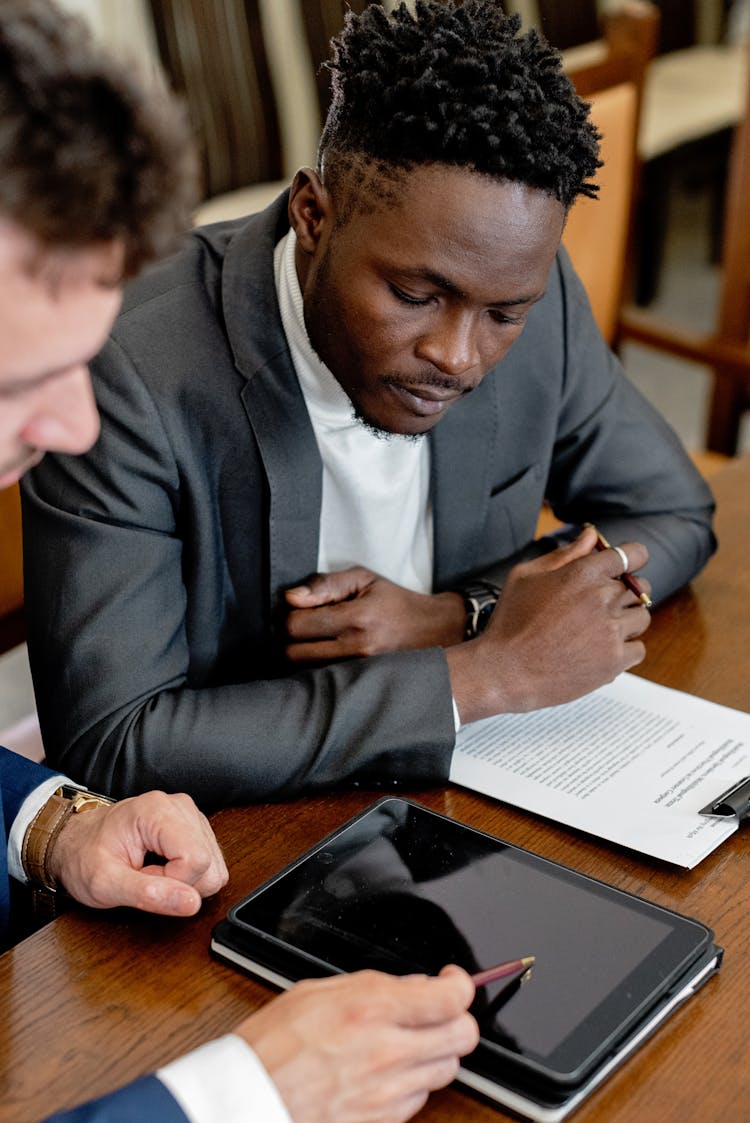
[387,382,465,416]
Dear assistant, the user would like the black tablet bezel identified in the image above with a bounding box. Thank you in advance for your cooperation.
[222,798,715,1089]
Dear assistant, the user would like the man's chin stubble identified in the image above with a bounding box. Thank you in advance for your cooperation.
[349,402,426,443]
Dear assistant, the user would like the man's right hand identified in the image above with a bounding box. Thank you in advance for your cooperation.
[447,525,652,722]
[235,965,478,1123]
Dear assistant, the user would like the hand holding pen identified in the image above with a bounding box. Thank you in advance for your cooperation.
[585,523,652,608]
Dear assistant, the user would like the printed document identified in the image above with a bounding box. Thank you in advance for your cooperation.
[451,673,750,866]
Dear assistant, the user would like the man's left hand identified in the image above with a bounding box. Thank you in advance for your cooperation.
[46,790,228,916]
[285,567,465,661]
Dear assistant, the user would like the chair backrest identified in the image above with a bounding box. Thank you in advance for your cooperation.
[619,62,750,454]
[146,0,283,199]
[708,76,750,449]
[534,0,702,54]
[716,68,750,351]
[562,83,640,345]
[0,485,25,655]
[560,2,658,343]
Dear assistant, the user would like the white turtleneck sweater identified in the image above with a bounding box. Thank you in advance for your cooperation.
[274,229,433,594]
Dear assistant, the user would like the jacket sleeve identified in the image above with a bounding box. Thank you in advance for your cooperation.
[46,1075,189,1122]
[470,249,716,598]
[21,335,456,808]
[0,746,56,846]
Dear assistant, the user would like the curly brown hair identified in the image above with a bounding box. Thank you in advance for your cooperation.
[0,0,198,277]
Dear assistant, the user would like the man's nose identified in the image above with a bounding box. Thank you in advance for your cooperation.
[20,365,101,456]
[414,311,481,377]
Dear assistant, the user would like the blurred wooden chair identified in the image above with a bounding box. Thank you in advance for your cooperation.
[146,0,290,224]
[534,4,656,538]
[191,1,383,225]
[0,485,25,656]
[619,64,750,455]
[635,2,748,305]
[513,0,749,307]
[561,1,659,344]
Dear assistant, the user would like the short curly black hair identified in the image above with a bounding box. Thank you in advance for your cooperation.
[0,0,198,277]
[319,0,600,210]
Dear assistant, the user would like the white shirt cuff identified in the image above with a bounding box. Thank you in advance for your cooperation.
[452,696,462,732]
[157,1034,292,1123]
[7,772,68,883]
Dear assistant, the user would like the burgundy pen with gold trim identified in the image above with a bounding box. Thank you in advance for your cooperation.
[588,524,653,608]
[471,956,535,987]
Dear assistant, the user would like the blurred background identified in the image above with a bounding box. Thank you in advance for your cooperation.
[2,0,748,747]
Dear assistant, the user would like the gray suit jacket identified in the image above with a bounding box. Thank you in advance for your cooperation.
[22,195,715,807]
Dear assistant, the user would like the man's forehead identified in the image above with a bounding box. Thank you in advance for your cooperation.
[0,215,124,291]
[335,157,560,209]
[334,164,564,293]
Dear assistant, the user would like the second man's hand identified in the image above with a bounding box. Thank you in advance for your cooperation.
[447,526,652,723]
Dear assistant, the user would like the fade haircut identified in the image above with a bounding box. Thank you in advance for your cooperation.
[0,0,198,277]
[318,0,601,217]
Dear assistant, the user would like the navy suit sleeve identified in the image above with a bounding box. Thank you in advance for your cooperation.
[46,1074,189,1122]
[0,745,58,845]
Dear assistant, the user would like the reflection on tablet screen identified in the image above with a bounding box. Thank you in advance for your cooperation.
[231,800,704,1078]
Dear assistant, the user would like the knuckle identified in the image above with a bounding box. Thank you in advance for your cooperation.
[358,635,380,657]
[396,1092,429,1122]
[460,1013,481,1053]
[428,1056,462,1090]
[285,610,302,637]
[144,789,171,812]
[172,791,197,813]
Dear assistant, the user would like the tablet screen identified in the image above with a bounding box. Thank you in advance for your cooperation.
[229,799,712,1085]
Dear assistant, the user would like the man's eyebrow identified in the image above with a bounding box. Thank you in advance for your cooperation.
[402,267,545,306]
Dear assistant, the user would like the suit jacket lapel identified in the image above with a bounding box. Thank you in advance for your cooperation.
[240,366,322,603]
[221,196,322,605]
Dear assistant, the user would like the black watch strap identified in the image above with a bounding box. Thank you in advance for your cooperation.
[458,580,501,640]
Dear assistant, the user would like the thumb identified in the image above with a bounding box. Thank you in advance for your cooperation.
[285,567,373,607]
[102,862,203,916]
[544,524,598,571]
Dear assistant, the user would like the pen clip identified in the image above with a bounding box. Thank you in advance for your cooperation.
[699,776,750,821]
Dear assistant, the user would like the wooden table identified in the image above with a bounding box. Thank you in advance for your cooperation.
[2,458,750,1123]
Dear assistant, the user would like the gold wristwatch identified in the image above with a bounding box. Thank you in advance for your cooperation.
[21,784,115,892]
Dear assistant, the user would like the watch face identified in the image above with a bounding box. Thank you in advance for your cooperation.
[60,784,114,809]
[463,583,499,639]
[477,601,496,634]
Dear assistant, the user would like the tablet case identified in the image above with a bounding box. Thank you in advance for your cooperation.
[211,798,722,1121]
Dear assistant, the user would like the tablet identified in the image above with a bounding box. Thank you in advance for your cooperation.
[211,798,721,1119]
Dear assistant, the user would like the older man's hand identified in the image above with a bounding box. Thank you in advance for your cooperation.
[46,790,228,916]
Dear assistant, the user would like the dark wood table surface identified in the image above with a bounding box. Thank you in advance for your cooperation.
[2,457,749,1123]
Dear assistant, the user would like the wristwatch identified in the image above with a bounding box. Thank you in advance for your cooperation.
[21,784,115,892]
[459,580,501,640]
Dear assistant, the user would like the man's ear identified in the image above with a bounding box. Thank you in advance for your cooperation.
[288,168,332,254]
